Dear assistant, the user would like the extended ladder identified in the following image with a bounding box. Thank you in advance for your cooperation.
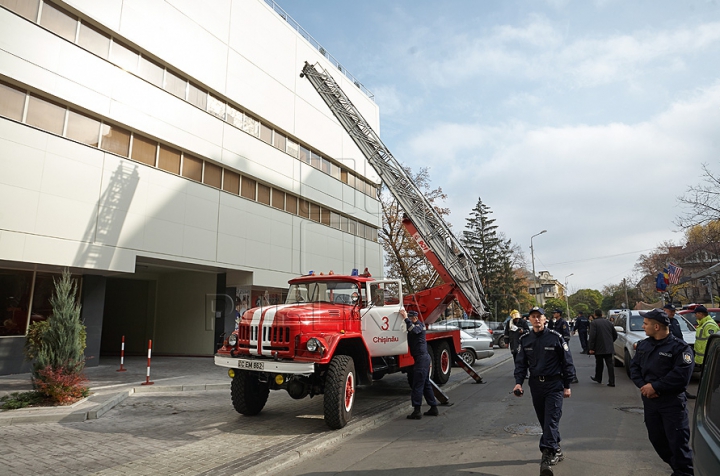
[300,62,488,316]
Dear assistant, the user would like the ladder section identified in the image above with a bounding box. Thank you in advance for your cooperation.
[300,62,488,316]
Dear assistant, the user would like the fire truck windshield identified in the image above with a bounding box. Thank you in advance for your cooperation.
[286,281,360,305]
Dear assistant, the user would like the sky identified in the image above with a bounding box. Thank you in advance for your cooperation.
[277,0,720,292]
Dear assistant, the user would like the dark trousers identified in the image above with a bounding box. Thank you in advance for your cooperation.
[578,330,588,351]
[529,379,564,453]
[411,353,438,407]
[594,354,614,385]
[643,395,694,476]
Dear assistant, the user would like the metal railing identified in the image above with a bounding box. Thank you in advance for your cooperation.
[263,0,374,100]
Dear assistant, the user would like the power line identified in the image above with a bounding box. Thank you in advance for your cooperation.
[546,248,654,266]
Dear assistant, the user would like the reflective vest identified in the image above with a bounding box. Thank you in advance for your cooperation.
[694,315,720,365]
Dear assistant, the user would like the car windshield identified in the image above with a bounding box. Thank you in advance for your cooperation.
[285,281,359,305]
[629,315,644,331]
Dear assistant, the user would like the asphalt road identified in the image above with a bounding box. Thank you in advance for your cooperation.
[274,337,693,476]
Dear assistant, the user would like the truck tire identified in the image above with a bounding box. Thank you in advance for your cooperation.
[323,355,355,430]
[459,349,476,367]
[432,341,452,385]
[231,370,269,416]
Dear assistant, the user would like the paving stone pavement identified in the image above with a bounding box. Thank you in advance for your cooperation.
[0,352,511,475]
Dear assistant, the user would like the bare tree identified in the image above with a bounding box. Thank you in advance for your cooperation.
[676,163,720,229]
[379,166,449,294]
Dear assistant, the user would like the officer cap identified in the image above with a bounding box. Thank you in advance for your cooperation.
[639,308,670,326]
[552,308,563,315]
[407,310,419,317]
[662,304,676,312]
[528,306,545,315]
[695,305,709,315]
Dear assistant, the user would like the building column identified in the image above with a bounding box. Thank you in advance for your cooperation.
[80,275,106,367]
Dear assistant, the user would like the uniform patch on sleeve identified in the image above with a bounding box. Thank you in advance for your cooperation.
[563,342,569,351]
[683,352,692,364]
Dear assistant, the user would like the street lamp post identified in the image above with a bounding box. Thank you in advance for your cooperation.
[565,273,574,318]
[530,230,547,305]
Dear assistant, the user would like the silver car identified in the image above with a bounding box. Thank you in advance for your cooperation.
[613,310,647,376]
[429,323,494,366]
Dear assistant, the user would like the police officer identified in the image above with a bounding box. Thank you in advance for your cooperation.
[575,311,590,354]
[694,304,720,372]
[663,304,683,340]
[548,309,571,343]
[630,308,694,476]
[401,308,439,419]
[513,307,576,476]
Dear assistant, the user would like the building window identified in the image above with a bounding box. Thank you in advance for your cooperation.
[340,216,349,233]
[273,131,286,151]
[299,199,310,219]
[222,170,240,195]
[0,0,40,21]
[298,146,310,164]
[320,207,330,226]
[138,56,164,88]
[187,82,207,110]
[130,134,157,166]
[330,212,341,230]
[241,114,260,137]
[100,124,130,157]
[203,162,222,188]
[257,183,271,205]
[271,189,284,210]
[78,22,110,59]
[40,1,77,42]
[260,123,272,144]
[207,94,225,119]
[330,163,341,180]
[165,69,186,99]
[0,80,26,121]
[286,139,299,158]
[110,40,138,72]
[0,269,33,336]
[348,219,357,236]
[158,145,180,174]
[285,194,297,215]
[26,95,65,135]
[310,203,320,223]
[310,151,322,169]
[241,176,256,200]
[66,110,100,147]
[181,154,203,182]
[226,105,243,128]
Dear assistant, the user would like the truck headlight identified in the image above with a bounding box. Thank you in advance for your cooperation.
[228,334,238,346]
[306,338,320,352]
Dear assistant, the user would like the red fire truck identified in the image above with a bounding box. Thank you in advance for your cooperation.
[214,63,489,429]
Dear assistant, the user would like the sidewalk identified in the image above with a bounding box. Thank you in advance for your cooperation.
[0,356,229,425]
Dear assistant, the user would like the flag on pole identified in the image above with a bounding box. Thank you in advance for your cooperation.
[668,263,683,284]
[656,272,667,292]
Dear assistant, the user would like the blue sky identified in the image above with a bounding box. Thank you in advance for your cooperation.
[278,0,720,292]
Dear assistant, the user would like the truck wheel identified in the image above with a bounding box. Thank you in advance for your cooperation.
[624,350,632,378]
[459,349,476,367]
[231,370,269,416]
[432,341,452,385]
[323,355,355,430]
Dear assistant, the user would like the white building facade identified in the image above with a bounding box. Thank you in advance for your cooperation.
[0,0,382,374]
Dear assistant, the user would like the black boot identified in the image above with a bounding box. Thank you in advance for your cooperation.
[540,450,554,476]
[424,406,439,416]
[407,405,422,419]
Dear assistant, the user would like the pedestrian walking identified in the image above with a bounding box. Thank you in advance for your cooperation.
[400,308,439,419]
[575,311,590,354]
[630,308,694,476]
[548,309,571,343]
[663,304,683,340]
[505,309,529,356]
[588,309,618,387]
[512,307,576,476]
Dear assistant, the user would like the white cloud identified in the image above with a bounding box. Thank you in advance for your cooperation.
[400,82,720,288]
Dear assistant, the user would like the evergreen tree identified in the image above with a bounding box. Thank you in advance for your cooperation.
[33,269,85,378]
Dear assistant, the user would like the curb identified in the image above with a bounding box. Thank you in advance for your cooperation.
[241,354,514,476]
[0,382,231,426]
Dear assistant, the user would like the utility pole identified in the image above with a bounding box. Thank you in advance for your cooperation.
[530,230,547,305]
[623,278,630,309]
[565,273,574,318]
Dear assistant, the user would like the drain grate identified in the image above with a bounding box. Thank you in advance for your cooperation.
[616,406,644,414]
[504,423,543,435]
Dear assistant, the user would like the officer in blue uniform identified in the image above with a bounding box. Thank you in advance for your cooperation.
[401,308,439,419]
[513,307,576,476]
[575,311,590,354]
[630,308,694,476]
[548,309,571,343]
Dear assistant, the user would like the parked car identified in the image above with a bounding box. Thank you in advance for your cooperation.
[485,320,508,348]
[691,333,720,475]
[612,310,647,376]
[674,314,696,346]
[440,319,492,337]
[429,323,494,366]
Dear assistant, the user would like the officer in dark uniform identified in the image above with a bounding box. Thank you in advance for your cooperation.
[630,308,694,476]
[513,307,576,476]
[401,308,439,419]
[548,309,571,343]
[574,311,590,354]
[663,304,684,340]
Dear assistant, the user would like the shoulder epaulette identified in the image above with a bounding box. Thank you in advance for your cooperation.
[519,332,530,340]
[548,329,562,338]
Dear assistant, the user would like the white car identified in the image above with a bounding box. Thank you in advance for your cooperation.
[612,310,647,376]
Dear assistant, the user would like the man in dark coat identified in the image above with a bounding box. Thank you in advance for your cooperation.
[575,311,590,354]
[588,309,618,386]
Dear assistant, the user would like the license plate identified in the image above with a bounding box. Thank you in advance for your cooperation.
[238,360,264,371]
